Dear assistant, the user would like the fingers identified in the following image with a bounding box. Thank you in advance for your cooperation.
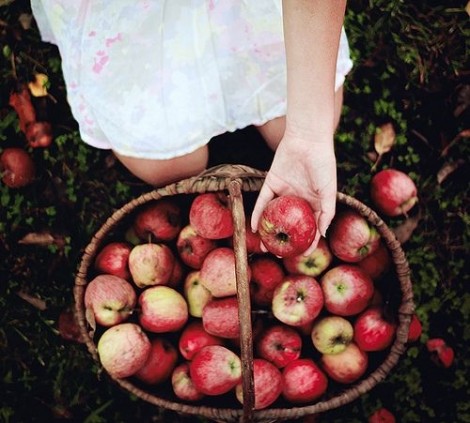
[317,197,336,238]
[250,182,276,232]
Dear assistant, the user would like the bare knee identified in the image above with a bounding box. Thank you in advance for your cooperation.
[114,145,209,187]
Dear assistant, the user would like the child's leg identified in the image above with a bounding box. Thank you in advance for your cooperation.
[256,85,344,150]
[114,145,209,187]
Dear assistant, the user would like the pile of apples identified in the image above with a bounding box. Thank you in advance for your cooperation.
[82,173,418,411]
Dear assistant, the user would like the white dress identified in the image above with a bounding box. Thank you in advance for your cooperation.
[31,0,353,160]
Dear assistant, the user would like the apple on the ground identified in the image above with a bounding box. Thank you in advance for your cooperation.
[176,224,218,269]
[353,306,397,352]
[171,362,205,401]
[311,315,354,355]
[426,338,454,368]
[0,147,36,188]
[178,321,224,360]
[183,270,213,317]
[202,296,240,339]
[368,407,397,423]
[320,342,368,384]
[94,241,132,280]
[256,324,302,368]
[250,256,285,307]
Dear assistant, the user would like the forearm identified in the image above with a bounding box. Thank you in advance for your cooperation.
[282,0,346,142]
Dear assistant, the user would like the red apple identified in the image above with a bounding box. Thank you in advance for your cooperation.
[189,345,242,395]
[321,264,374,316]
[272,275,324,327]
[189,192,234,239]
[258,195,317,258]
[171,363,205,401]
[357,241,392,281]
[94,242,132,280]
[282,237,333,278]
[245,223,264,254]
[328,209,381,263]
[134,337,178,384]
[282,358,328,403]
[202,296,240,339]
[426,338,454,368]
[320,342,368,384]
[256,324,302,368]
[167,258,184,288]
[250,256,285,307]
[84,274,137,327]
[176,224,218,269]
[371,169,418,217]
[407,313,423,343]
[235,358,283,410]
[138,286,188,333]
[97,323,151,379]
[354,306,397,352]
[183,270,213,318]
[311,315,354,355]
[368,407,396,423]
[128,243,175,288]
[0,147,35,188]
[132,199,182,242]
[178,321,224,360]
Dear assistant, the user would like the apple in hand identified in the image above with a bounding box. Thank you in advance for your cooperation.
[172,363,205,401]
[128,243,175,288]
[283,237,333,277]
[368,407,396,423]
[354,306,397,352]
[189,192,234,239]
[320,342,368,384]
[176,224,218,269]
[426,338,454,368]
[407,313,423,343]
[250,256,285,307]
[189,345,242,395]
[183,271,213,317]
[258,195,317,258]
[178,321,224,360]
[202,296,240,339]
[311,315,354,355]
[138,286,188,333]
[94,242,132,280]
[370,168,418,217]
[328,209,381,263]
[357,241,392,281]
[282,358,328,403]
[97,323,151,379]
[256,324,302,368]
[272,275,324,327]
[134,337,178,384]
[132,199,182,242]
[84,274,137,327]
[321,264,374,316]
[0,147,36,188]
[236,358,283,410]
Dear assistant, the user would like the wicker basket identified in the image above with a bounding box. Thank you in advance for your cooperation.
[74,164,414,423]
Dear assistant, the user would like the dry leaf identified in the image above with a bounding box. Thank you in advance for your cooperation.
[392,213,421,244]
[366,151,378,162]
[466,1,470,16]
[437,159,465,184]
[18,13,33,30]
[441,129,470,157]
[28,73,49,97]
[374,122,396,155]
[18,231,56,246]
[17,290,47,311]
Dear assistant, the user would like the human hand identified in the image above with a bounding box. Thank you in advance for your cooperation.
[250,133,337,254]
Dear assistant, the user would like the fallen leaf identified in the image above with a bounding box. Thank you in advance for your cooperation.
[17,290,47,311]
[58,307,87,344]
[437,159,465,184]
[28,73,49,97]
[441,129,470,157]
[18,231,58,246]
[392,213,421,244]
[467,1,470,17]
[18,13,33,30]
[374,122,396,155]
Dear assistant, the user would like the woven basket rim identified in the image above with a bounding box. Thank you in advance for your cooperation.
[73,164,414,423]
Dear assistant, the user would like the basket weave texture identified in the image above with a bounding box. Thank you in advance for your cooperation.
[74,164,414,423]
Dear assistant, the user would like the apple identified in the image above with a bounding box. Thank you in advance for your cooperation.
[370,169,418,217]
[134,337,178,385]
[202,296,240,339]
[183,271,213,317]
[97,323,151,379]
[328,209,381,263]
[357,241,392,281]
[189,192,234,239]
[282,237,333,277]
[25,121,53,148]
[138,286,188,333]
[94,241,132,280]
[128,243,175,288]
[167,258,184,288]
[178,321,224,360]
[258,195,317,258]
[245,223,264,254]
[282,358,328,403]
[320,342,368,384]
[368,407,396,423]
[407,313,423,343]
[0,147,35,188]
[272,275,324,327]
[311,315,354,355]
[256,324,302,368]
[171,363,205,401]
[320,264,374,316]
[84,274,137,327]
[132,199,182,242]
[235,358,283,410]
[354,306,397,352]
[176,224,218,269]
[426,338,454,368]
[189,345,242,395]
[250,256,285,307]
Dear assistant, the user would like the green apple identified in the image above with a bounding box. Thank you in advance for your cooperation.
[311,315,354,354]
